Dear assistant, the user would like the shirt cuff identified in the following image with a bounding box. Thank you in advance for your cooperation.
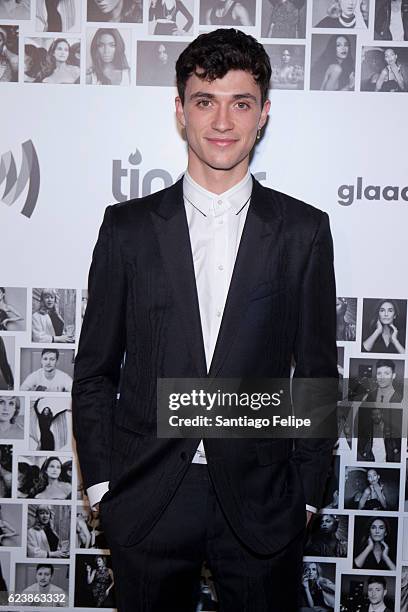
[87,481,109,510]
[306,504,318,514]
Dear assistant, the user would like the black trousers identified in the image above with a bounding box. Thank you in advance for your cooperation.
[106,463,305,612]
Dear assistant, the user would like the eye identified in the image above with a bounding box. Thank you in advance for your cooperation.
[236,102,250,109]
[197,99,211,107]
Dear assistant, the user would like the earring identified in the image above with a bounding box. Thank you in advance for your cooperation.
[256,128,261,140]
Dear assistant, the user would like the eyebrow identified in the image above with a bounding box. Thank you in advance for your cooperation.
[189,92,258,102]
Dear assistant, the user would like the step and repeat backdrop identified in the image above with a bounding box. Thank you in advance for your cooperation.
[1,0,408,610]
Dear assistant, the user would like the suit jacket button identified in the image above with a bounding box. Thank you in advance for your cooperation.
[180,452,187,461]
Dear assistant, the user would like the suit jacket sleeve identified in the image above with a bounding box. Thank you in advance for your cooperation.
[292,211,338,510]
[72,205,126,490]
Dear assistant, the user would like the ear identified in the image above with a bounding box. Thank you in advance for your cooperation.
[259,98,271,130]
[175,96,186,129]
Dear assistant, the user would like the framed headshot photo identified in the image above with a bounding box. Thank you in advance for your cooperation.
[0,287,26,332]
[361,46,408,92]
[0,395,24,440]
[32,288,76,344]
[312,0,369,29]
[341,573,395,612]
[361,298,407,354]
[356,406,402,463]
[304,513,349,558]
[310,33,356,91]
[24,37,80,83]
[348,358,405,404]
[344,465,400,511]
[29,396,72,451]
[136,40,187,86]
[74,554,115,608]
[0,26,18,83]
[27,503,70,558]
[15,562,69,606]
[336,297,357,341]
[20,347,74,393]
[353,515,398,571]
[87,0,142,23]
[36,0,82,32]
[17,454,72,500]
[148,0,194,35]
[0,337,14,391]
[264,44,305,90]
[86,27,131,85]
[261,0,306,38]
[200,0,255,27]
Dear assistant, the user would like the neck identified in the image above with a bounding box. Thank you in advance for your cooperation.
[187,154,249,194]
[44,369,56,379]
[55,61,65,69]
[111,0,123,20]
[0,422,10,432]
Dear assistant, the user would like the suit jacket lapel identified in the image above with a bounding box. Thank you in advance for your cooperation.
[207,178,283,378]
[151,177,208,377]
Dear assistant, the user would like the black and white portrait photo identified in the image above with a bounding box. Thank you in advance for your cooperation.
[24,37,80,83]
[0,551,10,604]
[0,0,30,18]
[36,0,82,31]
[76,505,108,549]
[312,0,369,28]
[348,358,404,403]
[321,455,340,509]
[32,288,76,344]
[356,406,402,462]
[336,297,357,341]
[15,562,69,606]
[0,503,22,546]
[301,561,336,611]
[341,573,395,612]
[362,298,406,353]
[74,554,115,608]
[18,455,72,500]
[336,404,353,451]
[402,566,408,612]
[310,33,356,91]
[344,466,400,510]
[304,513,349,558]
[30,397,72,451]
[0,445,12,498]
[0,395,24,439]
[0,287,26,331]
[264,44,305,90]
[196,563,217,611]
[27,504,70,558]
[0,26,18,83]
[200,0,255,26]
[149,0,193,34]
[20,347,74,392]
[0,337,14,391]
[353,515,398,571]
[86,28,131,85]
[375,0,408,41]
[261,0,306,37]
[361,46,408,92]
[87,0,142,23]
[136,40,187,86]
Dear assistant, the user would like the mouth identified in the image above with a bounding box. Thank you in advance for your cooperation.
[205,138,238,148]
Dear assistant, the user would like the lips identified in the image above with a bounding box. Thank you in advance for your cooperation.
[206,138,238,147]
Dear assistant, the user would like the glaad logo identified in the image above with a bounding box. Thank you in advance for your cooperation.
[0,140,40,218]
[112,149,267,201]
[338,177,408,206]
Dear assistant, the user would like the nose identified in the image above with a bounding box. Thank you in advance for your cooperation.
[211,104,234,133]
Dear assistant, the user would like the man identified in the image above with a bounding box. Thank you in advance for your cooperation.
[362,576,392,612]
[21,349,72,392]
[357,406,401,463]
[73,28,337,611]
[365,359,403,404]
[22,563,67,607]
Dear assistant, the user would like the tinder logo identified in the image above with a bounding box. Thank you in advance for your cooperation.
[0,139,40,218]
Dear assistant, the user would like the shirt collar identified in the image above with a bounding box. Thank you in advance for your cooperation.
[183,169,252,218]
[368,604,386,612]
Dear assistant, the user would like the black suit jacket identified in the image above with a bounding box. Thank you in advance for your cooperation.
[72,176,338,555]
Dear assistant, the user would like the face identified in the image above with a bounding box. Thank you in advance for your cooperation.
[0,397,17,422]
[367,469,379,484]
[371,408,383,423]
[336,36,349,60]
[282,49,291,63]
[93,0,121,13]
[41,352,57,372]
[53,41,69,62]
[378,301,396,325]
[42,293,55,309]
[370,519,387,541]
[42,407,52,416]
[46,459,61,479]
[36,567,52,587]
[307,563,318,579]
[96,556,105,568]
[385,49,397,65]
[38,508,51,524]
[97,34,116,64]
[320,514,336,533]
[157,44,168,64]
[175,70,270,175]
[376,366,395,388]
[368,582,386,605]
[339,0,357,16]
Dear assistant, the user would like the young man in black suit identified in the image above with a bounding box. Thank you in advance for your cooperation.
[73,28,338,611]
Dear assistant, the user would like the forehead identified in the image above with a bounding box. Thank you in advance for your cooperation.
[185,69,260,99]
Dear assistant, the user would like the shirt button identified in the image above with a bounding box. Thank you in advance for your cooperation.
[217,199,222,205]
[216,310,222,317]
[218,264,224,271]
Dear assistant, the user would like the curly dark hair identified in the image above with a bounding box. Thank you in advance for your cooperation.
[176,28,271,106]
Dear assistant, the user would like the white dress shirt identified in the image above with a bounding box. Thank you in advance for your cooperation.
[87,170,316,514]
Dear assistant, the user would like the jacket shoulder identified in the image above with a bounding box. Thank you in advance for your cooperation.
[258,181,328,227]
[107,179,181,224]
